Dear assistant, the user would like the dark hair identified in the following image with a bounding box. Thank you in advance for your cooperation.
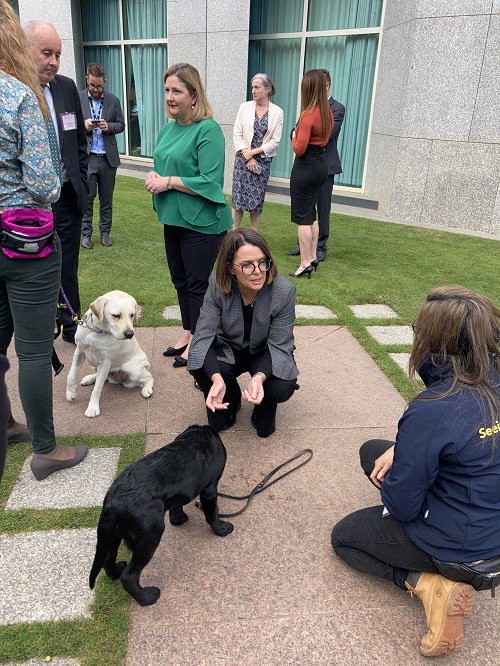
[299,69,331,141]
[87,62,106,79]
[410,285,500,449]
[319,68,331,86]
[163,62,213,122]
[215,229,278,293]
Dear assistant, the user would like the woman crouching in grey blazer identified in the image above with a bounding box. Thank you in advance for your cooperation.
[188,229,299,438]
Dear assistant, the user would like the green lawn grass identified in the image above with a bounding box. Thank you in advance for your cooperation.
[1,174,499,665]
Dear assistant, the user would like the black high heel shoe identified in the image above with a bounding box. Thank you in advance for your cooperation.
[289,265,313,279]
[311,258,319,272]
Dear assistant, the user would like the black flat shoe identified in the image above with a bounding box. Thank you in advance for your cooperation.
[163,344,188,357]
[173,355,187,368]
[289,265,313,279]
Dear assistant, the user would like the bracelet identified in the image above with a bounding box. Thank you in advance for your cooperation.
[167,176,172,190]
[253,372,266,382]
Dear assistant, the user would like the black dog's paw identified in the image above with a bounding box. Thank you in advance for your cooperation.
[105,560,127,580]
[169,507,189,526]
[136,585,161,606]
[213,520,234,537]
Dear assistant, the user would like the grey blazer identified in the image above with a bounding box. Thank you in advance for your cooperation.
[78,89,125,168]
[188,274,299,381]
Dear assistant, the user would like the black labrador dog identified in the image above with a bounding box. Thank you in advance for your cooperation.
[89,425,233,606]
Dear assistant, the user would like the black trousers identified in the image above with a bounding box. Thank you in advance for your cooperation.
[81,153,117,237]
[190,347,298,438]
[52,181,82,337]
[331,439,438,584]
[163,225,225,333]
[0,355,10,483]
[316,174,335,252]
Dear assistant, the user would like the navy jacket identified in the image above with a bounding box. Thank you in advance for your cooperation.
[381,358,500,562]
[326,96,345,175]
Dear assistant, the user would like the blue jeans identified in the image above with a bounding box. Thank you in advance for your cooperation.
[331,440,438,584]
[0,235,61,454]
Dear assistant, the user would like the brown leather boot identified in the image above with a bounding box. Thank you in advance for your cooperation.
[406,573,475,657]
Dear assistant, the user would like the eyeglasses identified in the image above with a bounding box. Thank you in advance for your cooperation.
[234,258,272,275]
[88,83,104,90]
[412,320,417,332]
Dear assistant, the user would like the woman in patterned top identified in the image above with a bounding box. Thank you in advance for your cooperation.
[0,0,87,480]
[231,74,284,232]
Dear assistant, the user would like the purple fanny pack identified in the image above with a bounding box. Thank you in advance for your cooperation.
[0,208,54,259]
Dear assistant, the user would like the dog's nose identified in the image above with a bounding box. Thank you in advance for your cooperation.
[124,330,135,339]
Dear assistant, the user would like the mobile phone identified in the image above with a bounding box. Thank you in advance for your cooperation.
[91,119,99,125]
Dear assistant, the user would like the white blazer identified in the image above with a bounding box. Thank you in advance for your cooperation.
[232,100,284,158]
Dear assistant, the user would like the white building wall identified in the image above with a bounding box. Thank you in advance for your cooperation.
[364,0,500,233]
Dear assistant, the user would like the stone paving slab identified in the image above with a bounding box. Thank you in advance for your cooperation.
[390,352,411,376]
[4,657,81,666]
[163,304,337,320]
[366,325,414,345]
[350,304,398,318]
[0,529,96,625]
[6,448,121,510]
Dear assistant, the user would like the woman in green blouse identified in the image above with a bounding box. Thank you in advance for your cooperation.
[145,63,232,367]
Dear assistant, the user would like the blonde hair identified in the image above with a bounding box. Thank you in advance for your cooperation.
[299,69,331,141]
[163,62,213,123]
[0,2,49,121]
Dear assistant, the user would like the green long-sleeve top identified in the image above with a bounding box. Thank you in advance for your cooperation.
[152,118,232,234]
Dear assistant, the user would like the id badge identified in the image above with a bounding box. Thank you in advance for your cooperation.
[61,112,77,131]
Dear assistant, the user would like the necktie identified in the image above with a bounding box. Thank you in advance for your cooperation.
[42,85,62,183]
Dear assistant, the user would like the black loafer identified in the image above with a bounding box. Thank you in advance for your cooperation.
[173,355,187,368]
[163,344,188,357]
[287,246,300,256]
[62,332,76,345]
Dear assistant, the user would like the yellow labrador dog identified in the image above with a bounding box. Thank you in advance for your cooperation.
[66,290,154,418]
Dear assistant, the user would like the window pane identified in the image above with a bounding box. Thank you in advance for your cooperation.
[250,0,304,35]
[83,46,125,154]
[125,45,168,158]
[123,0,167,40]
[248,39,301,179]
[81,0,120,41]
[305,34,379,187]
[307,0,383,31]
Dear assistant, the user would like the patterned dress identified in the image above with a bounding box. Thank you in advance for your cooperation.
[232,111,272,214]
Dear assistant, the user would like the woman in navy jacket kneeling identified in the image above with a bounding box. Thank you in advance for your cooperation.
[331,285,500,658]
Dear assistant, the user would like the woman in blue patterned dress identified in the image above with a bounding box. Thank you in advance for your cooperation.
[232,74,283,232]
[0,0,87,480]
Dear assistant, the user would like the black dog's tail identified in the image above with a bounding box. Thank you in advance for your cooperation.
[89,505,117,589]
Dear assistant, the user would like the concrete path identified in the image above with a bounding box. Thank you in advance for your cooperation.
[2,322,500,665]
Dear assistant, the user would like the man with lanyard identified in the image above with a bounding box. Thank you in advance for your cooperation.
[25,20,89,345]
[79,63,125,249]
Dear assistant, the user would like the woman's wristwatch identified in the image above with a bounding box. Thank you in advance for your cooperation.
[167,176,173,190]
[253,372,266,382]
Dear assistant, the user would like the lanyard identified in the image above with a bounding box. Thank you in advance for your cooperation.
[88,94,104,122]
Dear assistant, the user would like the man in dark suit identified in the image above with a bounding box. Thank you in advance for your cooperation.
[25,21,89,344]
[288,69,345,262]
[79,63,125,249]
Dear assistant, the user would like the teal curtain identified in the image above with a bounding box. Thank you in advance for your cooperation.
[81,0,120,41]
[305,34,379,187]
[307,0,383,31]
[123,0,167,39]
[83,46,125,154]
[250,0,304,34]
[248,39,301,179]
[125,45,168,158]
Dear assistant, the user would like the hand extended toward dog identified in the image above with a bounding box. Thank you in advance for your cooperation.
[242,373,265,405]
[370,445,395,488]
[206,373,229,412]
